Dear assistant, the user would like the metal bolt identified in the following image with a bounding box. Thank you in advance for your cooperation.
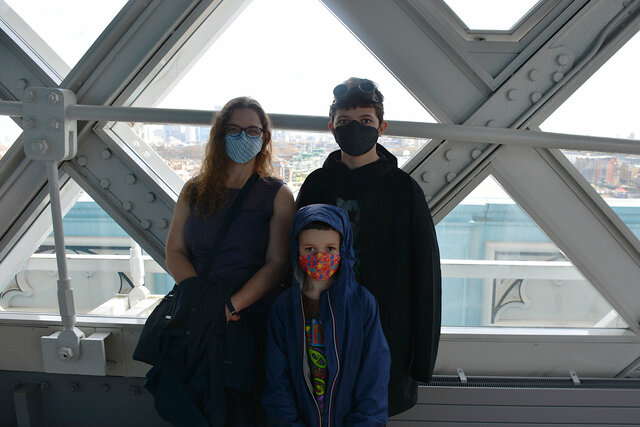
[76,156,88,167]
[530,92,542,103]
[421,171,432,183]
[23,90,36,103]
[556,54,570,66]
[100,383,110,392]
[506,89,519,101]
[11,379,22,390]
[145,192,156,203]
[100,178,110,189]
[101,149,112,160]
[552,71,564,83]
[48,91,61,104]
[48,119,60,130]
[122,201,133,211]
[485,120,498,127]
[446,172,457,183]
[141,219,152,229]
[158,218,169,229]
[69,382,79,392]
[425,195,432,202]
[32,139,50,155]
[39,381,49,390]
[23,117,35,129]
[444,149,456,161]
[471,149,482,159]
[58,347,74,360]
[125,174,137,185]
[16,79,28,90]
[129,386,140,396]
[527,69,539,81]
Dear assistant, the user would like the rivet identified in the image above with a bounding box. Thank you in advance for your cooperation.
[122,201,133,211]
[552,71,564,83]
[444,149,456,161]
[446,172,457,183]
[125,174,137,185]
[69,382,79,392]
[556,54,570,66]
[485,120,498,127]
[101,149,112,160]
[530,92,542,103]
[10,379,22,390]
[527,69,539,81]
[421,171,432,183]
[158,218,169,229]
[48,119,60,130]
[39,381,49,390]
[129,386,140,396]
[23,117,36,129]
[145,192,156,203]
[16,79,28,90]
[76,156,88,167]
[48,91,61,104]
[425,195,432,202]
[100,384,110,392]
[100,178,110,189]
[471,149,482,159]
[506,89,519,101]
[32,139,50,155]
[141,219,151,229]
[23,90,36,103]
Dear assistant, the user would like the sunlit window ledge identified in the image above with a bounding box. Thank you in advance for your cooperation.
[0,312,636,340]
[442,326,638,340]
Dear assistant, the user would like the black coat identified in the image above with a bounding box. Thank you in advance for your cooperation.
[296,145,442,416]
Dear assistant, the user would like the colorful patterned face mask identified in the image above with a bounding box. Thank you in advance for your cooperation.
[298,252,341,281]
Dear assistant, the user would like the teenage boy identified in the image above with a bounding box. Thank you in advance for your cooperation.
[296,77,442,415]
[263,204,390,426]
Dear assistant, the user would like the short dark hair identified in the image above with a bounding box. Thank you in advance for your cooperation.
[329,77,385,125]
[301,221,338,233]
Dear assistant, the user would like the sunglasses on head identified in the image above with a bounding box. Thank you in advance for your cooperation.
[332,81,380,105]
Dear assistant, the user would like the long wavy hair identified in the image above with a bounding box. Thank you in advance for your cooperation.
[184,96,275,217]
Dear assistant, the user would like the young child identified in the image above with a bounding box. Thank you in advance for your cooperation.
[263,203,390,426]
[296,77,441,415]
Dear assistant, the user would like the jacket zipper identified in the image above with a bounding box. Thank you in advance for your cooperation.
[326,289,340,427]
[300,292,322,426]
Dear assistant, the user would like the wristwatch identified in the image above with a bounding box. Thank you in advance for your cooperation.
[225,297,239,316]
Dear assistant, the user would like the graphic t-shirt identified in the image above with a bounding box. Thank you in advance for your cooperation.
[302,294,327,415]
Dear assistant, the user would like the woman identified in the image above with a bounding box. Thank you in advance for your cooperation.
[165,96,295,425]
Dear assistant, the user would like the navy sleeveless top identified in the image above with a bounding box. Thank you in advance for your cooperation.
[185,177,285,290]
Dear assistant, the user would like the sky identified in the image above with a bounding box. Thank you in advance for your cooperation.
[1,0,639,145]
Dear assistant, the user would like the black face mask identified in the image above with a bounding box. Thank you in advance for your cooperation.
[332,120,379,156]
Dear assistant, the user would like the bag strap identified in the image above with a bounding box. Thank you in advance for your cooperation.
[199,173,260,280]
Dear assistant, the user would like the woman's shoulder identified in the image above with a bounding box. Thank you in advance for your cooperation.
[259,176,286,189]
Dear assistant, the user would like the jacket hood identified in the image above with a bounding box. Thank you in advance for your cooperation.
[323,142,398,170]
[290,204,355,288]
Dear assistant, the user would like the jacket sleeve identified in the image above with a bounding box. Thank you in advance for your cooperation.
[262,302,306,427]
[344,294,391,426]
[409,178,442,382]
[295,174,312,209]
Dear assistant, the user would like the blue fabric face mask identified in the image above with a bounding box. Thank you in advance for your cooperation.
[225,131,264,164]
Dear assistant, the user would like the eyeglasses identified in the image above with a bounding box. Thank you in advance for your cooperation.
[226,125,263,137]
[332,81,380,105]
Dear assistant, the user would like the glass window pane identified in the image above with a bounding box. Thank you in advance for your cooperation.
[0,116,22,161]
[0,184,170,317]
[540,33,640,240]
[4,0,127,75]
[444,0,540,30]
[436,175,627,329]
[134,0,434,123]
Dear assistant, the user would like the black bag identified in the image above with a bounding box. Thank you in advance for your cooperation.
[133,174,259,365]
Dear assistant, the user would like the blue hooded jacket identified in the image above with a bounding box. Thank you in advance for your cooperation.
[263,204,390,426]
